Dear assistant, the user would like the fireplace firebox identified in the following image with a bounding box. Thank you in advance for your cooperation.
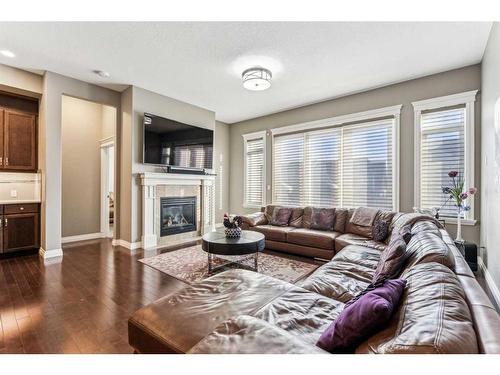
[160,196,197,236]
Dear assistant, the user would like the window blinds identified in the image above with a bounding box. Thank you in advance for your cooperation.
[419,107,465,217]
[244,137,265,207]
[273,118,394,210]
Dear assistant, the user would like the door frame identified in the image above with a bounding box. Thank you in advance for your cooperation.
[100,137,115,238]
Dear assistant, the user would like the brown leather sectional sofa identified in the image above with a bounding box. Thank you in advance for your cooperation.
[128,208,500,354]
[240,205,392,259]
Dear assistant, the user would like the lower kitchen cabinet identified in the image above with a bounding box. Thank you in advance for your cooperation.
[0,203,40,254]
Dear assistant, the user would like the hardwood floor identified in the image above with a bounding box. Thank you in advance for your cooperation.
[0,239,188,353]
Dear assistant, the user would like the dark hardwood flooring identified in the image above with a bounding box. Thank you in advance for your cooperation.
[0,239,189,354]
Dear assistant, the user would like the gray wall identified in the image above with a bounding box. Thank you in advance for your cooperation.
[214,121,230,221]
[119,86,216,243]
[229,64,482,244]
[61,96,116,237]
[480,23,500,295]
[40,72,121,255]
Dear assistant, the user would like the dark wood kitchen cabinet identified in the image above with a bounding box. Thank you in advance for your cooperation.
[0,203,40,254]
[0,107,37,171]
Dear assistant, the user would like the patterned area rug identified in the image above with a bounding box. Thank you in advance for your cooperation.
[139,245,318,284]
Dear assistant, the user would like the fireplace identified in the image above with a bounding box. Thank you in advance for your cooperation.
[160,196,197,236]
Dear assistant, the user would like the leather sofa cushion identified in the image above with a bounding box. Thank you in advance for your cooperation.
[287,228,341,250]
[302,207,313,228]
[356,263,478,354]
[241,212,268,228]
[299,248,379,302]
[335,233,387,252]
[411,220,442,238]
[345,209,373,238]
[333,208,348,233]
[289,208,304,227]
[250,225,296,242]
[128,270,294,353]
[188,315,326,354]
[265,240,334,260]
[404,231,456,271]
[254,286,344,346]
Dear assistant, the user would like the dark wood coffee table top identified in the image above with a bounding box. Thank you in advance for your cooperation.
[201,230,265,256]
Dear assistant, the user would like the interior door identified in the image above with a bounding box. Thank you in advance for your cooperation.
[4,109,37,171]
[3,213,39,253]
[0,109,4,168]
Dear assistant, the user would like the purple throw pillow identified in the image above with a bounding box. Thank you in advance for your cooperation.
[316,279,406,353]
[372,218,390,242]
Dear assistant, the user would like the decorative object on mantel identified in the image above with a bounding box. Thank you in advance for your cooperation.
[223,213,243,238]
[441,170,477,243]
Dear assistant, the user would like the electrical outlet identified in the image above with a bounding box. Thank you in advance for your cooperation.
[10,189,17,198]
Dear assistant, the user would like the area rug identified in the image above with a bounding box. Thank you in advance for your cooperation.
[139,245,319,284]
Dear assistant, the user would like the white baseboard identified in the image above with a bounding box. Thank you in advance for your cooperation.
[39,247,63,259]
[478,257,500,309]
[62,232,104,244]
[112,239,142,250]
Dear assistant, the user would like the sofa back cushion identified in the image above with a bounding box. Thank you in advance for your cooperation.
[289,208,304,227]
[333,209,348,233]
[356,262,478,354]
[403,231,455,271]
[345,209,374,238]
[310,208,336,231]
[372,235,407,283]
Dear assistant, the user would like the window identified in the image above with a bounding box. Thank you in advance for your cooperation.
[243,131,266,208]
[413,90,477,221]
[271,106,400,210]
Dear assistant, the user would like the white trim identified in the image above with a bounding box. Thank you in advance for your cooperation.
[443,218,477,226]
[270,105,403,136]
[100,141,114,238]
[61,232,104,244]
[411,90,478,111]
[242,130,267,208]
[478,257,500,310]
[39,247,63,259]
[413,90,478,221]
[99,136,115,147]
[111,239,142,250]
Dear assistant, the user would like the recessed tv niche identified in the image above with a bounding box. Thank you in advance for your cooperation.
[143,113,213,170]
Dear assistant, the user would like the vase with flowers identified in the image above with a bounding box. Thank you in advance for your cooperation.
[223,213,243,238]
[441,170,477,242]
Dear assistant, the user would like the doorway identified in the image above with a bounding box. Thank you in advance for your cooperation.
[101,140,115,238]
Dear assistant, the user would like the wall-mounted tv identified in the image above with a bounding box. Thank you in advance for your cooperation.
[143,113,213,169]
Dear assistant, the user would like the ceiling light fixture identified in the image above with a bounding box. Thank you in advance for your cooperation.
[242,67,272,91]
[94,70,110,78]
[0,50,15,58]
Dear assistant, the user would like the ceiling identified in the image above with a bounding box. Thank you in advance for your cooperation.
[0,22,492,123]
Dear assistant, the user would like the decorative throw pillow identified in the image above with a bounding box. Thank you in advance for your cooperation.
[310,208,335,231]
[372,218,390,242]
[269,207,293,226]
[316,279,406,353]
[288,208,304,228]
[372,235,407,284]
[399,224,412,244]
[333,208,348,233]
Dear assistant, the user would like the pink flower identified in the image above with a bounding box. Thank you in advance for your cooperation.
[448,171,458,178]
[468,187,478,195]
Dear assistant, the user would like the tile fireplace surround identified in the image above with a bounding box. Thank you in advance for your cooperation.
[138,172,216,250]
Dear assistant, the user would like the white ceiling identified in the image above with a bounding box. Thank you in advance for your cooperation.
[0,22,492,123]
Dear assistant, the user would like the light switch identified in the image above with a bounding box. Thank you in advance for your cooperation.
[10,189,17,198]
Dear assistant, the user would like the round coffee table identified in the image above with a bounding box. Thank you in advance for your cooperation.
[201,230,265,274]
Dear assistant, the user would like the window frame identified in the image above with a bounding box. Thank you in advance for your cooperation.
[242,130,267,209]
[412,90,478,225]
[270,105,402,211]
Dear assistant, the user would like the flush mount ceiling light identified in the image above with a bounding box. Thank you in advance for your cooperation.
[0,50,15,58]
[242,67,272,91]
[94,70,110,78]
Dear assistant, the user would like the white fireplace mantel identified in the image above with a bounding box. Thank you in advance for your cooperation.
[138,172,216,249]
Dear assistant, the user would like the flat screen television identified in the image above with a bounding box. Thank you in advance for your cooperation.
[143,113,213,169]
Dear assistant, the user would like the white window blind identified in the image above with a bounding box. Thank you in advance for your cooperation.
[419,107,465,217]
[244,136,265,207]
[342,120,394,210]
[273,118,395,210]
